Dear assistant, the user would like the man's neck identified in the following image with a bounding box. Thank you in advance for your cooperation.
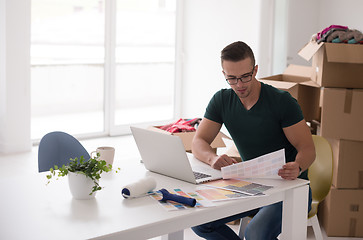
[240,81,261,110]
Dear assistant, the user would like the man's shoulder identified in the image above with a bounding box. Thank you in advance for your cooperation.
[212,88,234,99]
[217,88,234,94]
[261,82,285,94]
[261,82,292,100]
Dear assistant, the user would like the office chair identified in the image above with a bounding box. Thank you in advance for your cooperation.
[38,131,90,172]
[306,135,333,240]
[238,135,333,240]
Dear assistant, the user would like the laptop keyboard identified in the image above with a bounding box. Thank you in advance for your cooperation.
[193,171,212,180]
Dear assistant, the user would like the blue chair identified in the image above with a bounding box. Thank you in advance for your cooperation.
[38,131,90,172]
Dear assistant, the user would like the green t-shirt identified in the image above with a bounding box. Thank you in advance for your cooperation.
[205,82,308,179]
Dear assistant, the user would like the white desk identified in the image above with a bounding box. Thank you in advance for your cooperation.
[0,158,309,240]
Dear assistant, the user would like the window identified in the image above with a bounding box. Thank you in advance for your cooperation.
[31,0,177,141]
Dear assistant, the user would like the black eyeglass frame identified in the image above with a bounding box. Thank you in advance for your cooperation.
[225,66,255,85]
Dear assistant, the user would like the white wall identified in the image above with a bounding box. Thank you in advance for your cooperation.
[286,0,363,67]
[271,0,288,74]
[2,0,363,153]
[319,0,363,31]
[180,0,363,120]
[180,0,263,118]
[285,0,320,67]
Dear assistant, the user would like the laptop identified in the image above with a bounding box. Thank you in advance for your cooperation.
[130,126,222,184]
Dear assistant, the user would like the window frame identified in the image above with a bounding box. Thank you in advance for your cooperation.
[28,0,181,143]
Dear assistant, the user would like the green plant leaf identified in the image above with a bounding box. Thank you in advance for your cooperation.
[45,154,118,195]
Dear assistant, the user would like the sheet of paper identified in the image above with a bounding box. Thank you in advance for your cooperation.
[195,186,259,202]
[221,149,285,179]
[202,178,272,196]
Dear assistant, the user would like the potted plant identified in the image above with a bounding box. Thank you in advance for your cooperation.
[46,154,118,200]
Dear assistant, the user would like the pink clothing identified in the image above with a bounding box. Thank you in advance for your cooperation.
[159,118,200,133]
[316,24,348,40]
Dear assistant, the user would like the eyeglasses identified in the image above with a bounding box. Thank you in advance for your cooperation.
[225,66,255,85]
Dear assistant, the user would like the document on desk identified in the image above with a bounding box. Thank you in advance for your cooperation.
[202,178,272,197]
[195,185,260,202]
[221,149,285,179]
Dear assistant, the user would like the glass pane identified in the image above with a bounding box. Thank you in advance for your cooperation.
[31,0,105,140]
[114,0,176,125]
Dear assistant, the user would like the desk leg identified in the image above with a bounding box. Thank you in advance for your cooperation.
[161,230,184,240]
[280,184,308,240]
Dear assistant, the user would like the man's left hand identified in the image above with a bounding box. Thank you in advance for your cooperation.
[278,162,300,180]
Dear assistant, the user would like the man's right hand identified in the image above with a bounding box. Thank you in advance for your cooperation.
[210,154,238,170]
[192,118,238,170]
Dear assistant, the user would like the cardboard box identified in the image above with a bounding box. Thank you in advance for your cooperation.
[319,186,363,237]
[149,126,226,152]
[328,138,363,189]
[225,142,242,162]
[320,88,363,141]
[260,64,321,122]
[298,41,363,88]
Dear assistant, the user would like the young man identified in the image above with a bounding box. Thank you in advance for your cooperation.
[191,41,315,240]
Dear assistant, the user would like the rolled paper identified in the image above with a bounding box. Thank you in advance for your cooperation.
[122,177,156,198]
[159,188,197,207]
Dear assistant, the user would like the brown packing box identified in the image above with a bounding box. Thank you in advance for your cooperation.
[298,41,363,88]
[260,64,320,122]
[319,186,363,237]
[328,138,363,189]
[225,142,242,162]
[320,88,363,141]
[148,126,226,152]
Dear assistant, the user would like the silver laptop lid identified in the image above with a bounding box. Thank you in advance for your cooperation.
[130,126,221,184]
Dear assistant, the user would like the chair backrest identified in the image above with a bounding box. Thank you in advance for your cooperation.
[308,135,333,203]
[38,131,90,172]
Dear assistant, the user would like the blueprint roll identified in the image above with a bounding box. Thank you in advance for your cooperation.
[121,177,156,198]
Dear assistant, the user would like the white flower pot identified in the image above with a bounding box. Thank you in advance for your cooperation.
[68,171,97,200]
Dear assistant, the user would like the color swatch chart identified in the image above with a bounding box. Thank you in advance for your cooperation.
[196,186,255,202]
[203,178,272,196]
[221,149,285,179]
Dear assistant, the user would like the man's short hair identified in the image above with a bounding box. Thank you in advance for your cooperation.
[221,41,255,66]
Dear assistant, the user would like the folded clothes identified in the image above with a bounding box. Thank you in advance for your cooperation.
[326,30,347,42]
[316,25,348,43]
[314,25,363,44]
[159,118,202,133]
[331,37,342,43]
[316,25,348,40]
[326,29,363,43]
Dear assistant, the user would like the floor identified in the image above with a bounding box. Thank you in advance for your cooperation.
[2,134,361,240]
[173,224,355,240]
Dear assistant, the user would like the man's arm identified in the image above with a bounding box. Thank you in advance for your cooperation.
[192,118,237,170]
[278,119,316,180]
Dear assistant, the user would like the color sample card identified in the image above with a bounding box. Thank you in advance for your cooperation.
[195,186,255,202]
[203,178,272,196]
[221,149,285,179]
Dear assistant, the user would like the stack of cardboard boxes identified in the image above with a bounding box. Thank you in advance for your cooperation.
[299,41,363,237]
[258,41,363,237]
[259,64,321,124]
